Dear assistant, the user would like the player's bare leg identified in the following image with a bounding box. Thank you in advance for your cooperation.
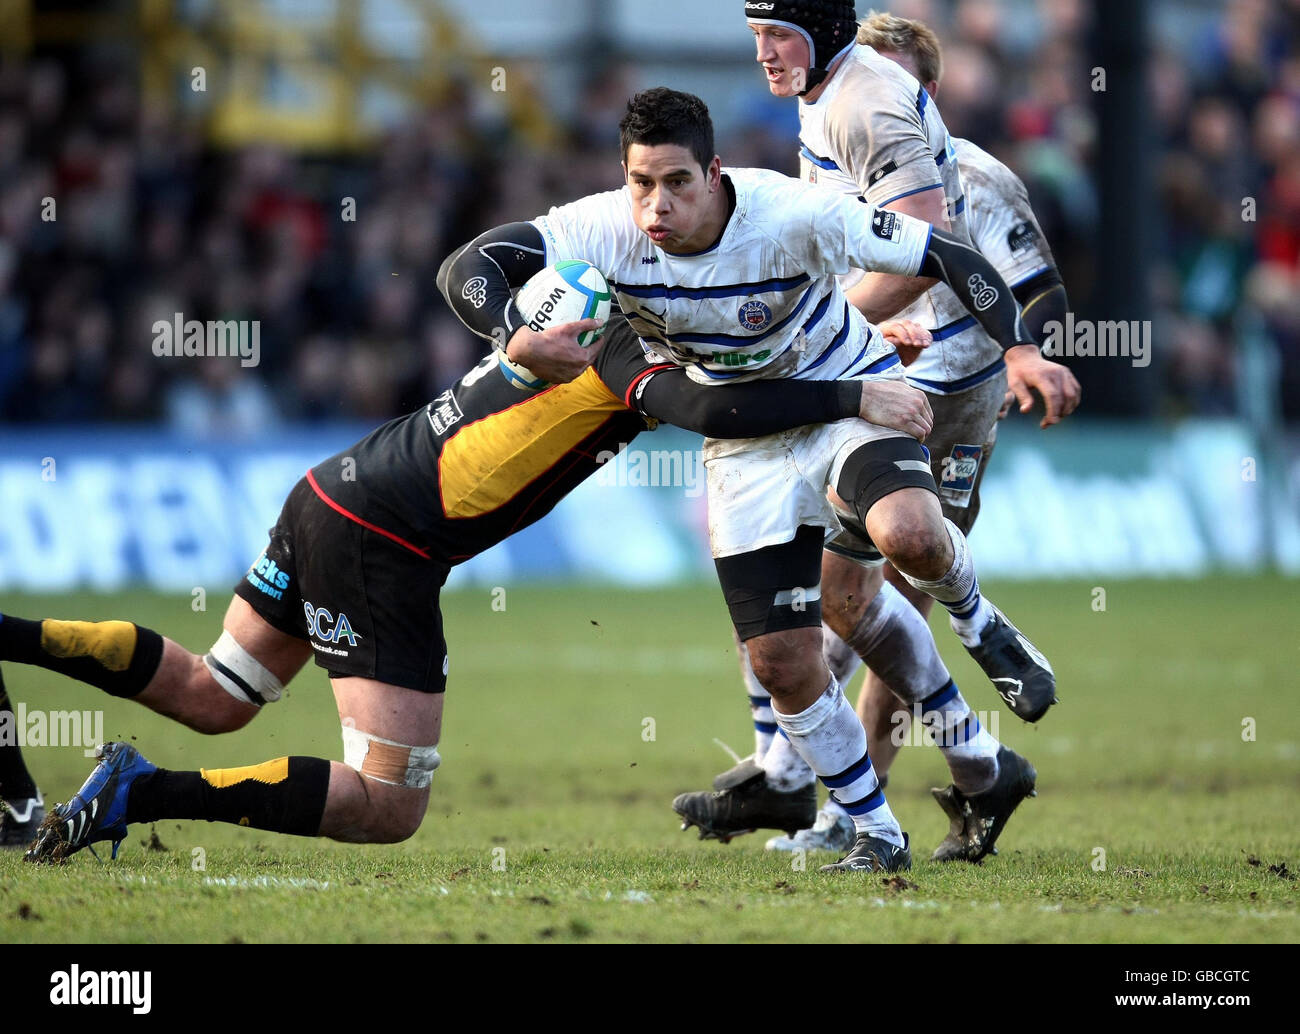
[139,597,311,733]
[835,451,1057,722]
[729,630,779,766]
[24,672,440,862]
[318,677,442,843]
[767,547,1022,856]
[673,528,910,872]
[0,595,310,735]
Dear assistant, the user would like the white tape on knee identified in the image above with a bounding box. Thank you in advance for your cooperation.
[341,725,441,789]
[204,630,283,706]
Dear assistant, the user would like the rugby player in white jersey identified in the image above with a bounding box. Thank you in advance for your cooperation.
[773,10,1081,856]
[716,1,1080,861]
[444,87,1053,871]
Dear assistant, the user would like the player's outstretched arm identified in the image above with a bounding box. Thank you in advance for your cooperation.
[595,328,932,441]
[437,222,602,383]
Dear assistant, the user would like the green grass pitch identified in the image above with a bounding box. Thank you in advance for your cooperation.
[1,575,1297,943]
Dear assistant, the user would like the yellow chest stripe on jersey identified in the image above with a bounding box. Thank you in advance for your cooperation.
[439,368,626,519]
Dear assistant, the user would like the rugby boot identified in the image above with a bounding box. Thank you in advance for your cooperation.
[930,745,1037,862]
[24,742,156,863]
[675,759,815,843]
[0,792,44,849]
[961,604,1057,722]
[820,831,912,873]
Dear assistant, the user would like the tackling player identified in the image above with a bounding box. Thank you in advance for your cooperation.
[721,1,1080,860]
[10,315,916,862]
[0,669,43,845]
[441,88,1058,871]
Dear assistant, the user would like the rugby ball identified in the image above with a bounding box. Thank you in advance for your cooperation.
[500,260,613,390]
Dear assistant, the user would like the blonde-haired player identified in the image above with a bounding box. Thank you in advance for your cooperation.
[716,1,1080,862]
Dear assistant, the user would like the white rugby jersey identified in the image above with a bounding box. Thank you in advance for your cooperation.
[798,45,968,239]
[900,140,1058,392]
[532,167,931,385]
[798,45,1008,393]
[954,138,1055,297]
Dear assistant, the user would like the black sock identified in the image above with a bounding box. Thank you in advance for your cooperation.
[0,669,39,800]
[127,757,331,837]
[0,615,164,699]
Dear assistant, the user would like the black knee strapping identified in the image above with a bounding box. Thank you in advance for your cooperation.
[836,437,938,518]
[715,526,826,641]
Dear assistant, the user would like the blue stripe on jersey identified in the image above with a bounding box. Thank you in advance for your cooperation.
[907,356,1006,393]
[932,315,978,341]
[837,327,877,375]
[800,144,840,171]
[687,291,838,379]
[754,720,778,734]
[672,283,819,347]
[805,302,853,371]
[630,326,670,349]
[953,194,966,215]
[851,352,902,377]
[877,182,944,207]
[916,85,929,116]
[613,273,811,301]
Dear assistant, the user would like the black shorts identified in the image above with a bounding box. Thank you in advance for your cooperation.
[234,477,452,693]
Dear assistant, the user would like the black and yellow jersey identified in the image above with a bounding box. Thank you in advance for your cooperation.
[305,321,671,565]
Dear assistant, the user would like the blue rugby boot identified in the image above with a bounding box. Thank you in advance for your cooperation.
[24,742,156,863]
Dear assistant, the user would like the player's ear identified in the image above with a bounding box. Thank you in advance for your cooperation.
[708,156,722,190]
[926,82,939,99]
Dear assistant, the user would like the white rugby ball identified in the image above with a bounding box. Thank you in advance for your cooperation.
[500,260,613,390]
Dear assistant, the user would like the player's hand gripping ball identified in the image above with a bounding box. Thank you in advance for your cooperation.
[500,260,613,389]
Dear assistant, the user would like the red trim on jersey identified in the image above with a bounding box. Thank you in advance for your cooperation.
[305,469,432,560]
[623,363,676,409]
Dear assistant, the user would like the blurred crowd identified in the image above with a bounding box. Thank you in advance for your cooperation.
[0,0,1295,433]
